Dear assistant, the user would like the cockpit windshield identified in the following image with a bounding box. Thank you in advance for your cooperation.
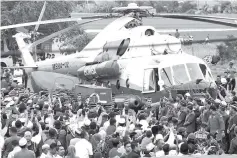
[172,64,189,84]
[186,63,204,81]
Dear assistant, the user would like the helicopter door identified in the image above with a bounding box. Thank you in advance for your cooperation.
[142,68,156,93]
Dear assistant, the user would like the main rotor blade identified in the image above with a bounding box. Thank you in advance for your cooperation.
[84,28,237,34]
[0,15,107,30]
[158,14,237,21]
[30,18,102,48]
[155,14,237,27]
[34,1,47,32]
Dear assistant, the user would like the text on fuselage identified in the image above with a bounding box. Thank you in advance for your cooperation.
[52,62,69,70]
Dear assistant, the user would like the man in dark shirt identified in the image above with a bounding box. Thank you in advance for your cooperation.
[229,126,237,154]
[3,127,20,158]
[175,29,180,39]
[127,142,140,158]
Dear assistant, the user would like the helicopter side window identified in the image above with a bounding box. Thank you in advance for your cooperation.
[199,64,207,77]
[145,29,154,36]
[160,67,173,87]
[143,68,156,93]
[117,38,130,56]
[172,64,189,84]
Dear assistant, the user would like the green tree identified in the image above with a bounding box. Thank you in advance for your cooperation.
[1,1,83,51]
[217,35,237,61]
[180,1,197,13]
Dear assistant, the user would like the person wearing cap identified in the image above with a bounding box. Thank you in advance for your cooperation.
[226,61,236,91]
[40,144,50,158]
[14,137,36,158]
[207,105,225,142]
[183,104,196,134]
[228,126,237,154]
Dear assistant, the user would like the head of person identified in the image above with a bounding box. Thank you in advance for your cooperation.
[163,144,170,155]
[124,142,132,153]
[57,145,65,156]
[9,127,17,136]
[216,75,221,82]
[131,142,140,152]
[48,128,57,138]
[110,118,116,126]
[112,138,120,148]
[15,120,22,129]
[24,131,32,142]
[19,137,27,149]
[50,143,57,155]
[229,61,234,67]
[160,116,168,126]
[54,120,61,130]
[187,104,193,113]
[210,105,217,115]
[42,144,50,154]
[176,94,183,102]
[180,142,189,155]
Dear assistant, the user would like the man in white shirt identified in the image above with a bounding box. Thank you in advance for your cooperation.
[75,131,93,158]
[13,67,23,85]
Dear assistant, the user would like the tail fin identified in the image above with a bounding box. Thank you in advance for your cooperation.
[13,32,36,67]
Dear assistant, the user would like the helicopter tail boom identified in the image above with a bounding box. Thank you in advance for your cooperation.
[13,33,37,69]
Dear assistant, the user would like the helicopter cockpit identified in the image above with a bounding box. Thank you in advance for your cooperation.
[142,60,214,94]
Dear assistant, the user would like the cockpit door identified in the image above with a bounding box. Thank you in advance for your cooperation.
[142,68,157,93]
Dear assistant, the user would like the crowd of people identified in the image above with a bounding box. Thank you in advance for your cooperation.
[1,62,237,158]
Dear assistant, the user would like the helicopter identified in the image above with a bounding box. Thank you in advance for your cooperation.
[1,2,237,107]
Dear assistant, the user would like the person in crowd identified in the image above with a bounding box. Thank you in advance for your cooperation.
[229,126,237,154]
[183,104,196,134]
[109,138,122,158]
[2,69,237,158]
[3,127,20,158]
[40,144,50,158]
[74,130,93,158]
[127,142,141,158]
[14,137,36,158]
[226,61,236,91]
[175,29,180,39]
[207,105,225,142]
[65,145,79,158]
[7,140,21,158]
